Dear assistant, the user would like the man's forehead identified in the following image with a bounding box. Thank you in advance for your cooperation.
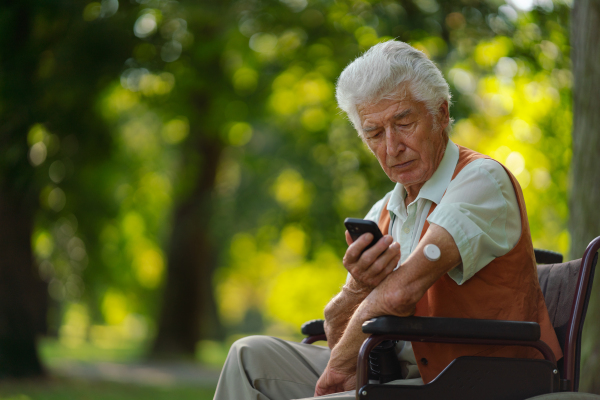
[358,96,417,122]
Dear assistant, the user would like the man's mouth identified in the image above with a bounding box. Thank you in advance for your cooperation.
[391,160,415,169]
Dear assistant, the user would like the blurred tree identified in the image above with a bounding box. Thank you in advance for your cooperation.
[0,1,47,377]
[0,0,135,377]
[570,0,600,394]
[148,1,233,355]
[0,0,584,377]
[210,0,573,337]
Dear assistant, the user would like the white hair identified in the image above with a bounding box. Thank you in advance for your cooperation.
[336,40,453,137]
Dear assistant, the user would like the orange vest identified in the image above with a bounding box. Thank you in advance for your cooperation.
[377,145,562,384]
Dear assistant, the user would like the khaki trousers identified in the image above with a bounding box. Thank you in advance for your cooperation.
[213,335,423,400]
[214,336,600,400]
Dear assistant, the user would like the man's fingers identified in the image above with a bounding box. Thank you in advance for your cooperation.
[344,232,373,261]
[314,368,347,396]
[345,230,353,246]
[360,235,393,264]
[375,249,401,281]
[343,234,399,290]
[368,241,400,274]
[344,234,392,270]
[362,241,400,284]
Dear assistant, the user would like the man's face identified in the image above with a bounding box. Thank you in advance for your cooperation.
[357,89,449,188]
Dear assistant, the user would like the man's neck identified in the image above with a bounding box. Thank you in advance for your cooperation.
[404,183,425,208]
[403,137,448,208]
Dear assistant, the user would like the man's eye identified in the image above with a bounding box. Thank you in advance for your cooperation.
[368,131,382,139]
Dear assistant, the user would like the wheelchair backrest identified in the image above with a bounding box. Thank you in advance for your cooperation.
[537,259,582,353]
[536,238,599,392]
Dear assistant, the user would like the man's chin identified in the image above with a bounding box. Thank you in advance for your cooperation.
[388,173,423,187]
[386,170,413,184]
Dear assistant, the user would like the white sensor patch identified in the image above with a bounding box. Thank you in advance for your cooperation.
[423,244,441,262]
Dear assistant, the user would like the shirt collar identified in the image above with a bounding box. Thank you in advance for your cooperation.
[387,139,459,214]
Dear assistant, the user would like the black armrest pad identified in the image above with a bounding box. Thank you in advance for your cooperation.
[534,248,563,264]
[301,319,325,336]
[362,316,540,341]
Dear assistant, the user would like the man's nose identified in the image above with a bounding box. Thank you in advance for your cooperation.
[386,128,406,156]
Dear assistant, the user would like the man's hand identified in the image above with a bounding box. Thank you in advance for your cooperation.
[314,361,356,396]
[316,305,371,396]
[322,228,400,350]
[343,230,400,292]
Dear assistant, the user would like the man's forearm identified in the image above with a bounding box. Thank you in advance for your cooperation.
[325,298,372,371]
[325,224,463,375]
[322,278,418,383]
[313,296,375,397]
[323,278,370,349]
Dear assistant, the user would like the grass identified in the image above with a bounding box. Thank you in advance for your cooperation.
[39,337,231,369]
[0,338,220,400]
[0,377,215,400]
[39,338,147,367]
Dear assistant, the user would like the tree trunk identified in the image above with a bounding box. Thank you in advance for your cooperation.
[0,0,47,379]
[0,191,46,378]
[151,135,224,356]
[569,0,600,393]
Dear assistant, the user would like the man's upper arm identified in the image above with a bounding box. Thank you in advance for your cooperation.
[426,159,521,284]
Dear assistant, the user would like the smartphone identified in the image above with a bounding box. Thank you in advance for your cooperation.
[344,218,384,252]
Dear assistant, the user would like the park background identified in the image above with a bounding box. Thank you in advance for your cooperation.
[1,0,599,398]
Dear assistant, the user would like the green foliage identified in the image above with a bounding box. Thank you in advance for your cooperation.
[449,8,572,253]
[2,0,575,350]
[210,0,573,335]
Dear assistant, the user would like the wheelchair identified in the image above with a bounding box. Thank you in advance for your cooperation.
[301,237,600,400]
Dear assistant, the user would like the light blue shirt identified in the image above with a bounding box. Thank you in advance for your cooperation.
[364,139,522,285]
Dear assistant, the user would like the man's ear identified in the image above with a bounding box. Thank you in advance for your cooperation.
[437,101,450,131]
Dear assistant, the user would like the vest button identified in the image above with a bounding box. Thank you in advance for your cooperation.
[420,358,428,365]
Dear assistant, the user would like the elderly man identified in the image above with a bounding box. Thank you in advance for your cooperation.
[213,40,561,400]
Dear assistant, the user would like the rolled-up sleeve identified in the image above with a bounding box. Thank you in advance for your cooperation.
[427,159,522,285]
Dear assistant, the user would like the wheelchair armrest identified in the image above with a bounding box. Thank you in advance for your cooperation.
[534,248,563,264]
[357,316,554,393]
[300,319,326,344]
[301,319,325,336]
[362,315,541,341]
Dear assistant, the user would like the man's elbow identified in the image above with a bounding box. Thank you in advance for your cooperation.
[323,299,337,321]
[383,287,422,317]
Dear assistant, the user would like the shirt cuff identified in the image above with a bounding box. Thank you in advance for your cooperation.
[427,205,480,285]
